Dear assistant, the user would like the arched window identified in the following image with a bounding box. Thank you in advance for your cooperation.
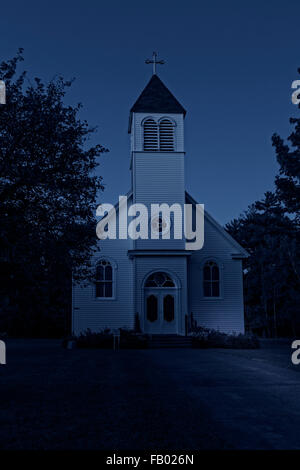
[159,119,175,151]
[203,261,220,297]
[95,259,115,298]
[143,117,176,151]
[145,272,175,288]
[143,118,158,151]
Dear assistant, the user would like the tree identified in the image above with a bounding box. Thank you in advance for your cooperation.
[0,50,107,336]
[272,67,300,220]
[226,192,298,336]
[226,67,300,337]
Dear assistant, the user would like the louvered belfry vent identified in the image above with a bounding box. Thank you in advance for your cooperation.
[159,119,174,151]
[143,117,175,151]
[143,118,158,151]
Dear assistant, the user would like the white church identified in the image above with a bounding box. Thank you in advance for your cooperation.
[72,61,248,336]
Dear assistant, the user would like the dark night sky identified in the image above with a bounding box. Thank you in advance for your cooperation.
[1,0,299,224]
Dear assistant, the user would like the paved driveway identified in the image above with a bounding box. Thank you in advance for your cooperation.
[0,340,299,449]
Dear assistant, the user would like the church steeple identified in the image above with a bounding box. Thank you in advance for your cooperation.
[128,74,186,139]
[130,74,186,119]
[129,65,186,251]
[129,71,186,154]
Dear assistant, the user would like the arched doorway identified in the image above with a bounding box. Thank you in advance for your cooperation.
[144,272,179,334]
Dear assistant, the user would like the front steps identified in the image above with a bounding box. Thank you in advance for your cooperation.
[148,334,192,349]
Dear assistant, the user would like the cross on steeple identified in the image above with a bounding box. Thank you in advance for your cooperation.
[145,52,165,75]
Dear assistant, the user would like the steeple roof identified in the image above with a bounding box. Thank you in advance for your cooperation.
[130,75,186,116]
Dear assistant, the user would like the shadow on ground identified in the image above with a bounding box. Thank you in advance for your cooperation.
[0,339,299,449]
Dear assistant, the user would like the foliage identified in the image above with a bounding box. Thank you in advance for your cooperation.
[190,326,260,349]
[226,67,300,337]
[75,329,113,349]
[272,70,300,221]
[70,328,149,349]
[134,312,141,333]
[119,328,148,349]
[0,50,107,336]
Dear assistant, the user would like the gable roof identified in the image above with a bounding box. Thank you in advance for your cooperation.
[97,190,133,222]
[97,189,248,259]
[185,192,249,259]
[130,74,186,116]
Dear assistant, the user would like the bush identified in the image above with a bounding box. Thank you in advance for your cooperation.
[119,328,148,349]
[63,328,149,349]
[75,328,113,349]
[190,327,259,349]
[134,313,141,333]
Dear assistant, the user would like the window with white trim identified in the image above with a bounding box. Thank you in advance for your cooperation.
[95,259,115,298]
[203,261,220,297]
[143,117,175,151]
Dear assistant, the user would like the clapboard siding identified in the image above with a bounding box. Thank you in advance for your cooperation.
[189,213,245,333]
[133,152,185,250]
[72,199,134,335]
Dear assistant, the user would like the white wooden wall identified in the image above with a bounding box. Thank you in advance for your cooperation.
[189,213,245,334]
[72,202,134,335]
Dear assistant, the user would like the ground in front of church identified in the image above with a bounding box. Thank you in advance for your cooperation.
[0,339,299,449]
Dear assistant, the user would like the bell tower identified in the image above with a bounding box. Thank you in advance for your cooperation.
[128,64,186,250]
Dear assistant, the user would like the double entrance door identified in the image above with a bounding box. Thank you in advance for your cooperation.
[144,289,177,334]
